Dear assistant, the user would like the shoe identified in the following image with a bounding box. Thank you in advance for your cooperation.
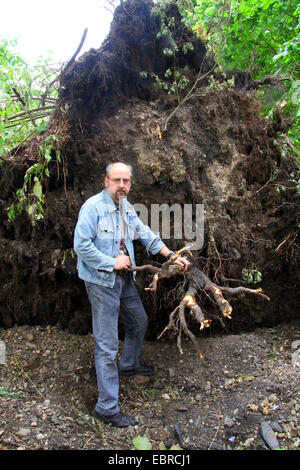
[119,364,154,376]
[93,410,135,427]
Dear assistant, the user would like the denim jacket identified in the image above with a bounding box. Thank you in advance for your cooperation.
[74,189,165,287]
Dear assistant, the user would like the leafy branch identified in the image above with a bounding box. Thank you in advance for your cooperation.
[0,36,59,158]
[8,134,60,225]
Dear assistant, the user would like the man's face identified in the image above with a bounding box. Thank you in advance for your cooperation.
[105,163,132,203]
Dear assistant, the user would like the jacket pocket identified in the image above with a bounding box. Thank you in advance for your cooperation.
[126,223,136,240]
[97,224,114,240]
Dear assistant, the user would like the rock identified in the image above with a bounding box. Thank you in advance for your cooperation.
[291,340,300,350]
[224,416,234,427]
[194,417,202,427]
[16,427,30,437]
[42,399,50,409]
[174,423,183,444]
[133,375,150,385]
[224,378,235,389]
[176,405,189,412]
[291,349,300,368]
[260,420,280,449]
[25,342,37,350]
[270,421,283,433]
[26,333,35,342]
[204,381,211,395]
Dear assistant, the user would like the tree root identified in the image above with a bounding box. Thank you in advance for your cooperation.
[130,247,270,358]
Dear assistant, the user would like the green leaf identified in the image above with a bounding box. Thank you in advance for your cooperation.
[33,180,43,201]
[132,436,152,450]
[37,123,47,132]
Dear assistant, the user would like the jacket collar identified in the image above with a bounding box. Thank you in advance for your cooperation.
[102,189,132,214]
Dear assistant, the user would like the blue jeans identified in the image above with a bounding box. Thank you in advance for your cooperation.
[85,273,148,416]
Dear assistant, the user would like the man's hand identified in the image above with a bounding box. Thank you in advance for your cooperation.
[173,256,190,271]
[114,255,131,270]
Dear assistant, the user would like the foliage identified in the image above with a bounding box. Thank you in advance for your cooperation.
[8,134,61,225]
[132,435,182,450]
[0,36,59,158]
[242,264,262,285]
[0,385,23,399]
[132,435,153,450]
[0,37,61,224]
[148,5,189,103]
[186,0,299,79]
[177,0,300,155]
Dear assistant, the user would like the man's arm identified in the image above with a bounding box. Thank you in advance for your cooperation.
[158,246,190,270]
[74,204,116,272]
[129,207,190,270]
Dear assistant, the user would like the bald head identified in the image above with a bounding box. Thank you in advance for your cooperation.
[104,162,132,202]
[106,162,133,178]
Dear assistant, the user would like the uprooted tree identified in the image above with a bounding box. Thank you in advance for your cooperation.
[0,0,299,354]
[131,246,270,357]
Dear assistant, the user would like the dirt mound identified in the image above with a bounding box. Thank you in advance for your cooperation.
[0,0,299,340]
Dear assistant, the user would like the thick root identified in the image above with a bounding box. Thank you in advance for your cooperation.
[132,248,270,357]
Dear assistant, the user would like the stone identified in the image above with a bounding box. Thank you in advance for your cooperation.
[260,420,280,450]
[270,421,283,433]
[224,416,234,427]
[16,427,30,437]
[291,340,300,350]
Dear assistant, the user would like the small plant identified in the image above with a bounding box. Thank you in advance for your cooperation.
[0,385,23,399]
[8,134,60,225]
[242,263,262,284]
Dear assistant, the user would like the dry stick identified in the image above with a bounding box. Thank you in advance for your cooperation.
[208,414,223,450]
[11,87,26,107]
[1,435,41,451]
[6,106,55,121]
[12,354,46,400]
[275,233,291,252]
[60,28,88,78]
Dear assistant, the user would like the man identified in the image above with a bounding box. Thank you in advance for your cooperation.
[74,162,190,427]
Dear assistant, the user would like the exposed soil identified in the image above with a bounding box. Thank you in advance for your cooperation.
[0,0,299,452]
[1,320,299,451]
[0,0,299,338]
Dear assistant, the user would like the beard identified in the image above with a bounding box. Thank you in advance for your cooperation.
[110,188,129,202]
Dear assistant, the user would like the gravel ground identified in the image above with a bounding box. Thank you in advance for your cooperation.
[0,319,299,451]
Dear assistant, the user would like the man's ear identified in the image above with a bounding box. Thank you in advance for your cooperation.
[104,176,108,188]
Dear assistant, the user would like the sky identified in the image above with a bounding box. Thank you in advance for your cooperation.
[0,0,117,65]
